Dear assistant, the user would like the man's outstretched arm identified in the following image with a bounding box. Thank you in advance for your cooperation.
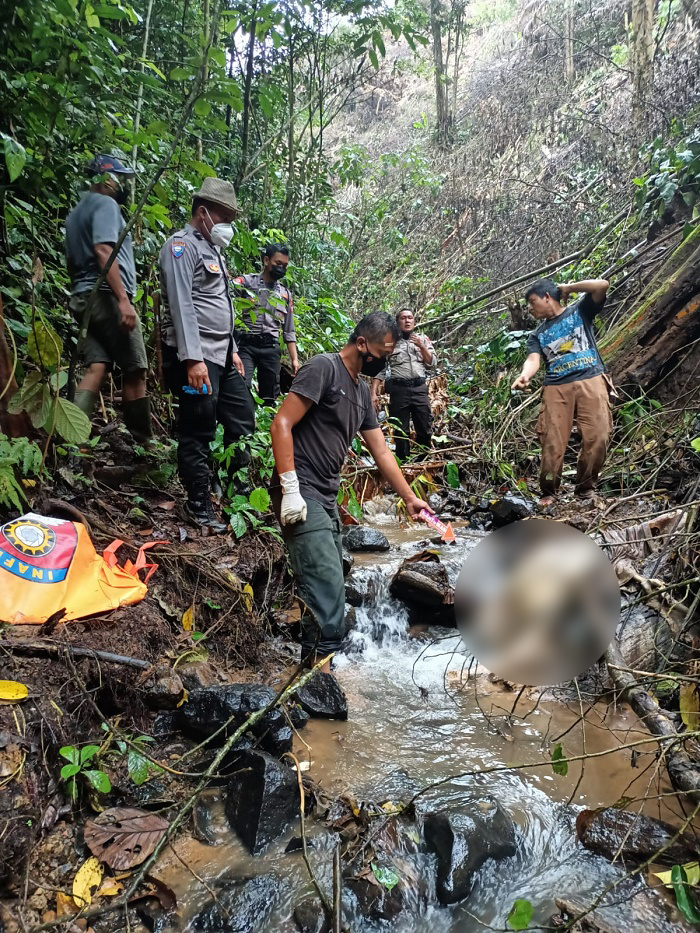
[559,279,610,306]
[270,391,314,525]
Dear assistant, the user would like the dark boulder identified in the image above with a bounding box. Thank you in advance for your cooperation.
[488,494,535,527]
[191,874,280,931]
[576,808,700,866]
[296,672,348,720]
[342,526,390,552]
[177,685,306,755]
[424,797,517,905]
[389,552,455,626]
[345,569,379,606]
[293,897,330,933]
[225,749,299,855]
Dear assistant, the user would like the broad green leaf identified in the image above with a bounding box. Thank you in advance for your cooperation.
[691,438,700,452]
[371,863,400,891]
[51,398,91,444]
[80,744,100,765]
[671,865,700,924]
[508,898,533,930]
[249,487,271,512]
[230,512,246,538]
[127,750,151,786]
[194,98,211,117]
[551,744,568,776]
[28,384,52,429]
[3,136,27,182]
[60,763,81,780]
[368,48,379,71]
[83,769,111,793]
[209,47,226,67]
[446,461,460,489]
[59,745,80,766]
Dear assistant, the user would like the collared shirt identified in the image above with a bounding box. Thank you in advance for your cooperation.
[381,332,436,381]
[158,224,238,367]
[233,272,296,343]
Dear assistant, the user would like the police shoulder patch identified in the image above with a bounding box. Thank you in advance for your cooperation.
[171,240,186,259]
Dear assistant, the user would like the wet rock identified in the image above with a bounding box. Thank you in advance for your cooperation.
[424,797,517,904]
[152,711,178,737]
[294,897,330,933]
[344,606,357,633]
[225,750,299,854]
[488,494,535,527]
[342,525,390,552]
[345,569,379,606]
[296,672,348,720]
[285,836,315,853]
[193,789,227,846]
[177,661,221,691]
[347,874,404,922]
[178,685,306,755]
[576,808,700,865]
[192,874,280,931]
[389,552,455,626]
[342,549,354,576]
[144,665,185,710]
[555,878,695,933]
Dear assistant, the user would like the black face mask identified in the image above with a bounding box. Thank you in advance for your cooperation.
[400,330,411,339]
[360,352,386,377]
[270,265,286,280]
[114,185,128,206]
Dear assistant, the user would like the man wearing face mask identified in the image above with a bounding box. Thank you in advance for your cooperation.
[370,309,436,461]
[65,154,153,443]
[159,177,255,533]
[270,312,433,672]
[233,244,299,406]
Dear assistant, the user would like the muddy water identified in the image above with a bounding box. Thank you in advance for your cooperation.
[158,523,678,932]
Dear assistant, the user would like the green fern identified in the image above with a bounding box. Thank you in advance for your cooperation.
[0,434,44,511]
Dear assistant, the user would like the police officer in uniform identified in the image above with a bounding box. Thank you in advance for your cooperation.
[65,154,154,443]
[371,310,436,461]
[233,244,299,406]
[158,177,255,533]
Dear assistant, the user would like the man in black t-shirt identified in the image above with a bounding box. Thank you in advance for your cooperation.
[270,312,432,671]
[511,277,612,505]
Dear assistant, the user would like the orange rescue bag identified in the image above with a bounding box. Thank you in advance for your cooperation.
[0,512,162,625]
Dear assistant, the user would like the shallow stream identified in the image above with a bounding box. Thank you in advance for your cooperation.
[157,523,680,931]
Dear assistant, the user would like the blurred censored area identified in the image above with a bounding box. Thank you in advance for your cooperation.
[455,519,620,686]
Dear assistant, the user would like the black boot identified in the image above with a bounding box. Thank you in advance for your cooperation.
[185,484,229,534]
[123,396,155,444]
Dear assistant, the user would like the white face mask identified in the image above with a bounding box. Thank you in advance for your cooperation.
[204,208,234,249]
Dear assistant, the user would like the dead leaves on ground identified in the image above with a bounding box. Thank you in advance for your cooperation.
[84,807,169,870]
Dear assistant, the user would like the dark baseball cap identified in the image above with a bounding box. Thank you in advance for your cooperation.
[86,154,135,176]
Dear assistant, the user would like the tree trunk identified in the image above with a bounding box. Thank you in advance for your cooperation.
[0,294,32,438]
[236,2,258,189]
[600,224,700,390]
[564,0,575,82]
[631,0,657,122]
[430,0,450,146]
[130,0,156,205]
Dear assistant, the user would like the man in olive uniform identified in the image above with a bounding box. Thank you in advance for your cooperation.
[233,243,300,406]
[65,154,153,442]
[370,310,436,460]
[158,177,255,533]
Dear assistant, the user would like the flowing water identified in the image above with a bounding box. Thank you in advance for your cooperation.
[157,523,681,931]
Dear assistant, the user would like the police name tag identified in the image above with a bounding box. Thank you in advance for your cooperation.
[171,240,186,258]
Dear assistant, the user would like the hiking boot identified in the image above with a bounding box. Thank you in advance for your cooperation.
[185,494,229,534]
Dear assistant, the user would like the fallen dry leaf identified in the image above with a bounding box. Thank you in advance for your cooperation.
[56,891,75,917]
[95,877,123,898]
[73,856,103,907]
[84,807,169,870]
[156,500,177,511]
[0,680,29,702]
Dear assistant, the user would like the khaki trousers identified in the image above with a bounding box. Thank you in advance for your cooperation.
[536,374,612,497]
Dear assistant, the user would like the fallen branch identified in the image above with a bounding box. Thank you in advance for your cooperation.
[605,640,700,804]
[0,639,150,670]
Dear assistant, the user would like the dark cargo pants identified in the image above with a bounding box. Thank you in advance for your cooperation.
[389,382,433,461]
[162,344,255,499]
[238,342,282,406]
[280,498,345,657]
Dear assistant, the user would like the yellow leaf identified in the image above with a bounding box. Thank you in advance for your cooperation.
[95,878,123,898]
[680,683,700,730]
[56,891,75,917]
[182,606,194,631]
[380,801,401,813]
[654,861,700,888]
[176,688,189,708]
[0,680,28,702]
[242,584,254,610]
[73,856,104,907]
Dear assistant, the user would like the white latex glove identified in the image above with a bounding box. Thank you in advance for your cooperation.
[279,470,307,526]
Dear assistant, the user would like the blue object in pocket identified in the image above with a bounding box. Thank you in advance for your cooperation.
[182,384,209,395]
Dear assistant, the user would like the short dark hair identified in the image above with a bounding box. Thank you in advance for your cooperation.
[191,197,212,216]
[349,311,399,345]
[264,243,290,259]
[524,278,561,302]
